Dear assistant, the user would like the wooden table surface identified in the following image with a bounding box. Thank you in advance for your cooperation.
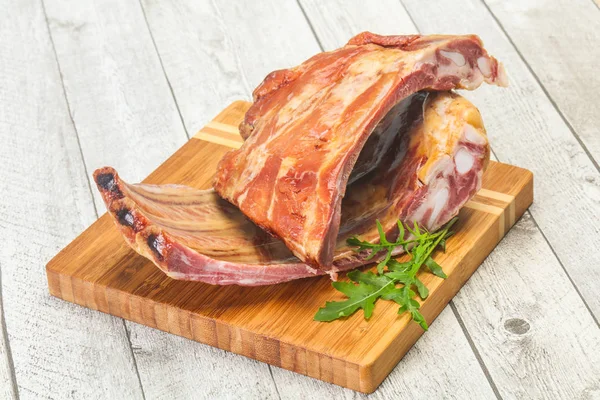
[1,0,599,398]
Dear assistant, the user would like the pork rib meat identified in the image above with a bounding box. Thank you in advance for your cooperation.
[213,32,506,269]
[95,91,490,285]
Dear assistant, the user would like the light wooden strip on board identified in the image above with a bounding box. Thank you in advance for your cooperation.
[463,200,504,216]
[195,132,243,149]
[477,188,515,203]
[206,121,242,135]
[464,200,505,238]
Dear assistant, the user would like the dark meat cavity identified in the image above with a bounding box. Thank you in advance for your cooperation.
[94,32,506,285]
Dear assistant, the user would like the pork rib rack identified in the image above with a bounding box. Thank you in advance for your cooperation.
[95,89,492,286]
[213,32,506,269]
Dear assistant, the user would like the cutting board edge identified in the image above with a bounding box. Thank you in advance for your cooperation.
[45,171,533,394]
[46,266,372,391]
[44,100,535,394]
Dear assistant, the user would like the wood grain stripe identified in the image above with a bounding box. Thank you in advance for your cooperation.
[463,201,505,237]
[206,121,242,135]
[476,188,514,203]
[194,126,243,145]
[195,129,243,149]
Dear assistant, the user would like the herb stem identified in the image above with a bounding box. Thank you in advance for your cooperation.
[314,217,457,329]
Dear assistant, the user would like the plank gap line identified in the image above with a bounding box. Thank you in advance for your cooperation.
[525,210,600,330]
[39,0,100,219]
[479,0,600,174]
[137,0,190,140]
[296,0,326,51]
[41,1,150,395]
[209,0,254,98]
[0,265,20,400]
[122,320,147,400]
[449,301,503,400]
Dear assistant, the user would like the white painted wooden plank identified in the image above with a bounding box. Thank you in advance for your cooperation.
[484,0,600,163]
[455,213,600,398]
[272,308,496,400]
[207,1,321,93]
[0,0,145,398]
[400,0,600,396]
[298,0,417,51]
[136,0,251,138]
[0,273,18,400]
[402,0,600,320]
[43,0,189,212]
[42,0,281,398]
[128,325,279,400]
[139,0,320,135]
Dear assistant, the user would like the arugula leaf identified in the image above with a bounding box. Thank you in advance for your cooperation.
[409,309,429,331]
[348,270,388,286]
[314,217,457,330]
[384,271,413,282]
[387,259,412,272]
[314,274,396,321]
[376,251,392,274]
[414,278,429,299]
[424,256,447,279]
[387,287,429,330]
[376,220,390,245]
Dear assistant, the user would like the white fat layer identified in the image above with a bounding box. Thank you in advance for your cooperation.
[496,63,509,86]
[417,45,492,91]
[281,83,320,118]
[423,154,452,185]
[433,93,453,116]
[237,278,262,285]
[235,144,269,207]
[429,187,449,227]
[236,190,248,207]
[436,58,483,90]
[464,124,486,145]
[440,50,466,66]
[455,148,475,174]
[306,265,319,274]
[165,271,195,280]
[477,56,491,77]
[178,251,192,267]
[267,157,297,220]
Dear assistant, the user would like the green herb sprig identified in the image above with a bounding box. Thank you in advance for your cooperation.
[314,217,457,330]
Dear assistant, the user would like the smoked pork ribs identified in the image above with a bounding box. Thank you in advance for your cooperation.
[214,33,504,269]
[94,33,506,285]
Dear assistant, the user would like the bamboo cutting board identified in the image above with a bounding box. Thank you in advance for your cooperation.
[47,101,533,393]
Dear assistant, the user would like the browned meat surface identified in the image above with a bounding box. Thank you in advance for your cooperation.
[95,90,491,285]
[213,32,505,269]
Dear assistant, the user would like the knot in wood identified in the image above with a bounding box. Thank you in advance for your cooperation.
[504,318,531,335]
